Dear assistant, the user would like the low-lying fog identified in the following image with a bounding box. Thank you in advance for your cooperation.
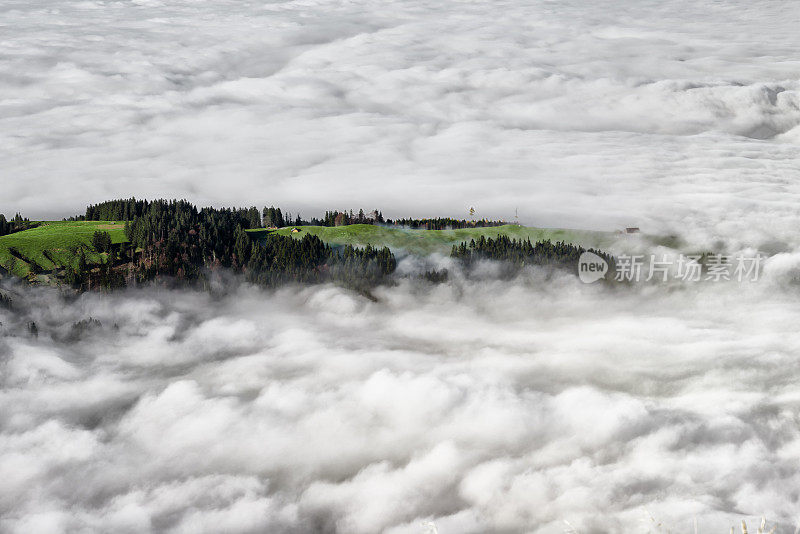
[3,257,800,533]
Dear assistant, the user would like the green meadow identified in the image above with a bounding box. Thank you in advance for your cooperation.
[247,224,612,255]
[0,221,127,278]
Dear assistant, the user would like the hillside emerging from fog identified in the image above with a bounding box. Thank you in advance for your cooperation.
[0,199,614,289]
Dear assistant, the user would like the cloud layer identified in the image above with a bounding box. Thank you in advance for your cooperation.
[3,267,800,533]
[2,0,800,247]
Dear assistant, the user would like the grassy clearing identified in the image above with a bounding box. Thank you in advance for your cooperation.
[247,224,612,255]
[0,221,127,278]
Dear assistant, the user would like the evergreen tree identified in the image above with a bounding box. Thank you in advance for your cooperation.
[77,250,87,276]
[92,231,113,253]
[247,207,261,229]
[234,225,251,268]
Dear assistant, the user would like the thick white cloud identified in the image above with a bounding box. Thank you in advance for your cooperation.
[2,0,800,249]
[2,271,800,533]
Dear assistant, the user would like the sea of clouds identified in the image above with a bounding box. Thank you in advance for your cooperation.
[4,262,800,533]
[3,0,800,532]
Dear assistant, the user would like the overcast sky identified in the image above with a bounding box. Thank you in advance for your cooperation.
[2,0,800,247]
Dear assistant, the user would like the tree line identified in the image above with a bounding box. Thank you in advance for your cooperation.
[75,198,508,230]
[0,213,35,237]
[64,199,397,290]
[385,217,507,230]
[451,235,614,272]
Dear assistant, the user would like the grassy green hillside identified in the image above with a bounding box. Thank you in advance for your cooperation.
[0,221,127,278]
[247,224,612,255]
[1,220,612,283]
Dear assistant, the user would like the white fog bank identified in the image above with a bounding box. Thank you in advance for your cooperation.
[2,0,800,248]
[2,268,800,533]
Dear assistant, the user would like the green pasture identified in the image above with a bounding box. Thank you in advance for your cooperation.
[247,224,612,255]
[0,221,127,278]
